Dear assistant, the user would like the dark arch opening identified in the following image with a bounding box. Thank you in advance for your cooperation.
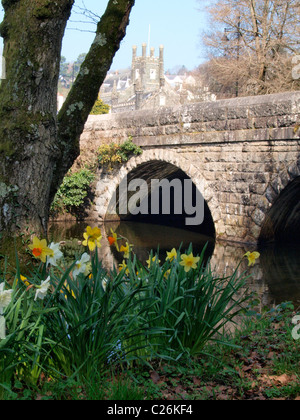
[106,160,216,238]
[259,176,300,244]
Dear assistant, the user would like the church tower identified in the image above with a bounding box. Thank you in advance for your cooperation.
[131,44,164,93]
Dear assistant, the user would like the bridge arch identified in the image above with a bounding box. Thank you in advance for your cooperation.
[259,166,300,243]
[95,149,218,238]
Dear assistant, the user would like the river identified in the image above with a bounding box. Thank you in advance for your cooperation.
[48,221,300,307]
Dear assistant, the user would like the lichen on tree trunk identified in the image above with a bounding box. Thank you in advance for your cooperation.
[0,0,135,240]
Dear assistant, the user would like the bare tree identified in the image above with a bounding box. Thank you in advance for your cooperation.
[199,0,300,97]
[0,0,135,243]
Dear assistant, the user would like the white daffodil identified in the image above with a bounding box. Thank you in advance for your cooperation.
[0,282,13,315]
[102,277,109,291]
[73,253,91,279]
[34,277,51,301]
[0,283,13,340]
[0,315,6,340]
[47,242,63,267]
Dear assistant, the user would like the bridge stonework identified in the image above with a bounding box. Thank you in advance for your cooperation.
[80,91,300,244]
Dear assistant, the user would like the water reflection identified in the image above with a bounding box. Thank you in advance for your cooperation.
[48,221,300,307]
[108,222,215,266]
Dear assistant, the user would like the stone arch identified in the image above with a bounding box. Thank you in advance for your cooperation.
[95,149,218,238]
[258,162,300,243]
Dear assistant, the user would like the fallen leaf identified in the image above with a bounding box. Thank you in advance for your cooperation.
[268,374,290,385]
[260,373,296,386]
[193,377,201,386]
[150,371,160,384]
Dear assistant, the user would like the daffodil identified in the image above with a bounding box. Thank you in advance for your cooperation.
[120,242,132,259]
[0,315,6,340]
[0,283,13,340]
[244,251,260,267]
[180,253,200,273]
[102,278,109,291]
[73,253,91,279]
[34,277,51,301]
[119,260,129,275]
[146,256,161,269]
[166,248,177,262]
[61,282,76,300]
[28,237,54,264]
[82,226,102,251]
[84,262,92,277]
[20,275,30,287]
[47,242,63,267]
[0,283,13,315]
[108,229,119,251]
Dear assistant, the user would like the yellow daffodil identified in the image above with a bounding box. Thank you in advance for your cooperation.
[146,256,161,269]
[120,242,132,259]
[164,269,171,279]
[20,275,30,287]
[166,248,177,262]
[61,283,76,300]
[82,226,102,251]
[108,229,119,251]
[244,251,260,267]
[180,253,200,273]
[28,237,54,264]
[119,260,129,275]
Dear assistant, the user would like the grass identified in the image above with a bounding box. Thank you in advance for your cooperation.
[2,301,299,400]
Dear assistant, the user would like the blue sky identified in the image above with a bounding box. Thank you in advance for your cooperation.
[1,0,209,71]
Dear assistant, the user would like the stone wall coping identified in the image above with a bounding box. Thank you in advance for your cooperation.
[84,91,300,133]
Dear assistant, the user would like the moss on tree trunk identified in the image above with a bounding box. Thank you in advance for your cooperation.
[0,0,135,246]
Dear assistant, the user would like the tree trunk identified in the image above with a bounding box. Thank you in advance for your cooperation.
[0,0,135,239]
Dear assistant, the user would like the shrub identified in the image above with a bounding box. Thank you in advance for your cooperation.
[90,98,110,115]
[51,169,95,216]
[98,137,143,171]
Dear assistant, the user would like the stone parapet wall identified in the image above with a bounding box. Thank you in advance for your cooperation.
[81,91,299,147]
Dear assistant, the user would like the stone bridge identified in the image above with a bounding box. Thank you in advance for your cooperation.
[80,91,300,244]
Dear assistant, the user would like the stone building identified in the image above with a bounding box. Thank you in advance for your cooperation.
[100,44,215,113]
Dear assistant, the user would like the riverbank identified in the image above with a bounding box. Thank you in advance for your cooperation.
[3,302,299,400]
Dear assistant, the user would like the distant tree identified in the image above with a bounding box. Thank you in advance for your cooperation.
[199,0,300,97]
[60,56,70,78]
[73,53,87,80]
